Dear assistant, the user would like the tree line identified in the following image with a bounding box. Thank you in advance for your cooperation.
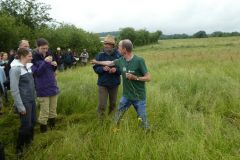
[0,0,102,57]
[160,31,240,39]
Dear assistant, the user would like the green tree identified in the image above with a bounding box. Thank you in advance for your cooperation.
[193,30,208,38]
[119,27,136,43]
[0,12,31,51]
[35,24,102,57]
[149,30,162,42]
[0,0,52,29]
[135,29,150,46]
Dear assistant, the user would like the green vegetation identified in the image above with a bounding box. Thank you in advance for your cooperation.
[1,36,240,159]
[119,27,162,46]
[0,0,102,56]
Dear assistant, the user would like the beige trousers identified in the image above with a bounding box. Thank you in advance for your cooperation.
[38,95,58,125]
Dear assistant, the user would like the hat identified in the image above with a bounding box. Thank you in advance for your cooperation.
[57,47,61,51]
[104,35,115,45]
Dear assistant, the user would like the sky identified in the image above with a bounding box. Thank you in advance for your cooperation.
[41,0,240,34]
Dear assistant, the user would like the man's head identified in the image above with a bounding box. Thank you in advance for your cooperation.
[103,35,115,54]
[118,39,133,56]
[19,40,30,49]
[36,38,49,54]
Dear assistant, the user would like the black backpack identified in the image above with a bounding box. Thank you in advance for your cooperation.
[0,142,5,160]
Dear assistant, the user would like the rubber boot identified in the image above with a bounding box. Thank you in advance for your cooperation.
[48,118,55,130]
[40,124,47,133]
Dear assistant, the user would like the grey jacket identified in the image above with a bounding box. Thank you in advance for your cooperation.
[10,59,36,113]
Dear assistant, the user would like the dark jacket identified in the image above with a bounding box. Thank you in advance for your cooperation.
[63,52,75,65]
[53,52,63,65]
[93,49,121,87]
[31,50,59,97]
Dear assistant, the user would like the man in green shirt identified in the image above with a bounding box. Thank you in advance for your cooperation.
[91,39,151,130]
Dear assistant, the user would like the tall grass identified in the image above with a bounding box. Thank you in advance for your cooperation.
[1,37,240,160]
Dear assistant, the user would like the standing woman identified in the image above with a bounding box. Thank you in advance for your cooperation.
[32,38,59,133]
[10,48,36,155]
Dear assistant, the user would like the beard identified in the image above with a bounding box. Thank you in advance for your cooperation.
[103,48,114,54]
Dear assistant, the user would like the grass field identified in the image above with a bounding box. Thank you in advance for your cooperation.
[0,37,240,160]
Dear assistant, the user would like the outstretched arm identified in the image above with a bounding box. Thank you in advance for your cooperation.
[91,59,115,66]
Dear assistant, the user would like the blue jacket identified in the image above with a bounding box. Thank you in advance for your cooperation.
[31,50,59,97]
[93,49,121,87]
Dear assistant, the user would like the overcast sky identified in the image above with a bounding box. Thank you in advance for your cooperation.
[41,0,240,34]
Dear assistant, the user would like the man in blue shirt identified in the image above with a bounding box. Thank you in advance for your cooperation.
[93,35,121,118]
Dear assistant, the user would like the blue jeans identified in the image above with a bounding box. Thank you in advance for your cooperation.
[115,96,149,128]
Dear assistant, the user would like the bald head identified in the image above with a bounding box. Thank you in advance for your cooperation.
[119,39,133,52]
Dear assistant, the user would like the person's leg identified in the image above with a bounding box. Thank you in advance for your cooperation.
[133,99,150,129]
[16,103,32,155]
[0,96,3,115]
[38,97,50,132]
[108,86,118,115]
[60,63,64,71]
[97,86,108,118]
[3,86,8,103]
[48,95,58,129]
[30,101,36,140]
[115,96,131,126]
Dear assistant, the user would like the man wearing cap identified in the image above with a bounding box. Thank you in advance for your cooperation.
[91,39,151,131]
[93,35,121,118]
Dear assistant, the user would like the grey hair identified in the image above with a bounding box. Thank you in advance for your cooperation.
[19,39,29,46]
[120,39,133,52]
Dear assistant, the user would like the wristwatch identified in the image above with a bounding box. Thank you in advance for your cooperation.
[136,77,140,81]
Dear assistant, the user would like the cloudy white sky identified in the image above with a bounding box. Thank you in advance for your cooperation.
[41,0,240,34]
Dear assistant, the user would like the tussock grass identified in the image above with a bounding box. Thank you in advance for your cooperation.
[1,37,240,160]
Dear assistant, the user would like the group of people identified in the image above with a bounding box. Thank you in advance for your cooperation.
[92,35,151,131]
[0,39,59,157]
[0,35,151,158]
[53,47,89,71]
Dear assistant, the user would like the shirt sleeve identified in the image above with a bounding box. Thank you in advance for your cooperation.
[10,67,26,113]
[139,58,148,75]
[93,54,104,74]
[113,59,120,68]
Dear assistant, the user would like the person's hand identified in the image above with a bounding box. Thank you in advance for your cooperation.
[45,56,53,63]
[90,59,97,64]
[109,67,117,74]
[126,73,137,80]
[20,111,26,115]
[51,61,57,66]
[103,66,110,72]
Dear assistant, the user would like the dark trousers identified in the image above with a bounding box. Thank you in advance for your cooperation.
[64,63,72,69]
[97,85,118,116]
[17,101,36,152]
